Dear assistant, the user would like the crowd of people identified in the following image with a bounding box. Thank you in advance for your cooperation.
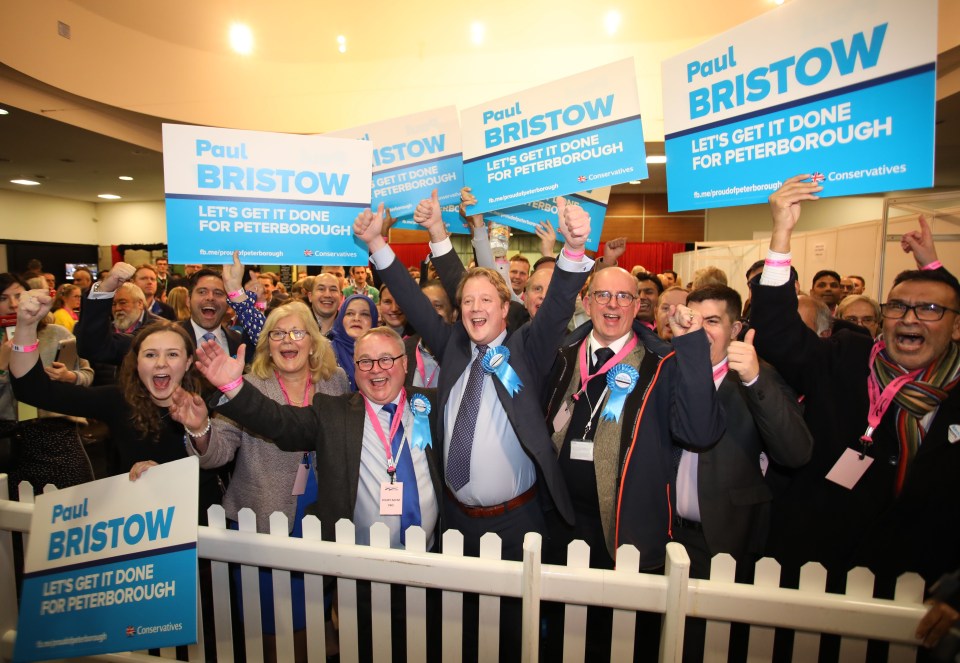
[3,175,958,661]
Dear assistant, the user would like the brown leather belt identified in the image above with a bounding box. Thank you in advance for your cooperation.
[444,484,537,518]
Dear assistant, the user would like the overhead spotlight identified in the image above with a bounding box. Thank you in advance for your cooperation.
[337,35,347,53]
[470,22,485,45]
[229,23,254,55]
[98,194,122,200]
[11,179,40,186]
[118,175,134,181]
[628,180,643,185]
[0,108,8,115]
[604,10,621,35]
[646,155,667,164]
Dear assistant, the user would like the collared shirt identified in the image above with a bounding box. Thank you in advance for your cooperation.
[676,358,728,522]
[190,320,229,354]
[354,394,438,550]
[443,328,537,506]
[412,342,440,389]
[587,330,632,367]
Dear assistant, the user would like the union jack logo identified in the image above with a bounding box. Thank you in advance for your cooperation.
[577,175,587,183]
[126,626,136,637]
[810,172,825,184]
[303,250,313,257]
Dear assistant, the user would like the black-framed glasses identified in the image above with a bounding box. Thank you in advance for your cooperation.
[880,301,960,321]
[591,291,637,307]
[268,329,308,341]
[355,354,404,371]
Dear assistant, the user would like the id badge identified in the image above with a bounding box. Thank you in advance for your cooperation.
[380,481,403,515]
[825,448,874,489]
[570,439,594,462]
[292,462,309,496]
[552,400,572,432]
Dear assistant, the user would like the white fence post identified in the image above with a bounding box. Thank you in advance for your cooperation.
[238,508,263,663]
[793,562,828,663]
[269,512,295,663]
[660,542,690,663]
[562,539,590,663]
[746,556,780,660]
[206,505,234,663]
[441,529,464,663]
[335,519,359,663]
[405,526,428,663]
[479,532,503,663]
[520,532,542,663]
[837,566,874,661]
[369,522,392,663]
[300,516,328,662]
[703,553,735,663]
[611,545,641,662]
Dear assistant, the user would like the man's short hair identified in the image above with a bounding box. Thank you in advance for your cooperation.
[746,259,765,281]
[836,294,881,320]
[848,274,865,287]
[664,270,678,280]
[355,326,405,358]
[891,269,960,307]
[135,263,158,278]
[116,282,146,306]
[533,256,557,271]
[508,254,530,269]
[187,268,224,294]
[635,272,664,294]
[455,267,512,307]
[692,266,728,290]
[812,269,841,286]
[687,284,742,322]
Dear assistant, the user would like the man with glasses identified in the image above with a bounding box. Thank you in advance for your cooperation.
[750,175,960,594]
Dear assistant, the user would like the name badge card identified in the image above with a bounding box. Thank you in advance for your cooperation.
[825,447,874,489]
[380,481,403,516]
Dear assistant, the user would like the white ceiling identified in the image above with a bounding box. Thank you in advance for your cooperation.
[0,0,958,203]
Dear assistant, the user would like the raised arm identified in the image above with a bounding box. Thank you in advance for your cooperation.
[74,262,137,364]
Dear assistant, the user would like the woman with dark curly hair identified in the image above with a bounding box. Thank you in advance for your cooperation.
[9,288,221,521]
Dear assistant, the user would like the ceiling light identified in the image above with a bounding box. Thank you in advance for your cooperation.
[229,23,254,55]
[604,10,621,35]
[646,155,667,164]
[98,194,122,200]
[470,22,485,45]
[118,175,134,181]
[11,179,40,186]
[337,35,347,53]
[628,180,643,185]
[0,108,8,115]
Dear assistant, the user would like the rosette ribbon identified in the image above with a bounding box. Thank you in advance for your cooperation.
[601,364,640,422]
[482,346,523,395]
[409,393,432,450]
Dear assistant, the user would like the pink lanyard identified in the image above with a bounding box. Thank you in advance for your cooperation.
[415,344,439,388]
[574,335,639,400]
[713,360,729,384]
[362,389,406,477]
[275,371,313,407]
[861,341,920,444]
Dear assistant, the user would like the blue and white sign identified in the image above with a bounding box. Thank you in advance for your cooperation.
[14,458,200,662]
[662,0,936,211]
[163,124,373,266]
[327,107,469,234]
[461,59,647,215]
[483,188,611,252]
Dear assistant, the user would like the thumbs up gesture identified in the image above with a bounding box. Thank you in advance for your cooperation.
[727,328,759,384]
[414,188,449,242]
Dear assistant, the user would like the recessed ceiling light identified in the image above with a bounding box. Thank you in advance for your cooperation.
[0,108,8,115]
[98,194,122,200]
[11,179,40,186]
[470,22,485,45]
[604,10,621,35]
[229,23,254,55]
[337,36,347,53]
[118,175,134,181]
[646,155,667,164]
[628,180,643,185]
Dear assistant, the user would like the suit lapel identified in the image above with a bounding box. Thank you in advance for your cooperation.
[346,393,367,511]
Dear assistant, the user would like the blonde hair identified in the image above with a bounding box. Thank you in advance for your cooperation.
[250,301,337,382]
[166,286,190,321]
[455,267,512,307]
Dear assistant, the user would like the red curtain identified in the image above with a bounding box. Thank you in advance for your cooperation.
[598,242,687,275]
[389,243,432,269]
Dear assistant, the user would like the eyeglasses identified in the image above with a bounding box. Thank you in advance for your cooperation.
[842,316,876,325]
[355,354,404,372]
[591,291,637,307]
[880,302,960,321]
[268,329,308,341]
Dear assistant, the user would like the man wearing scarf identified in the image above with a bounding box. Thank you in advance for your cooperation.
[750,175,960,591]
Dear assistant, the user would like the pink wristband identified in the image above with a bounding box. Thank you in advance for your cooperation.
[764,258,791,267]
[227,289,243,300]
[922,260,942,271]
[562,247,586,259]
[11,340,39,353]
[219,377,244,393]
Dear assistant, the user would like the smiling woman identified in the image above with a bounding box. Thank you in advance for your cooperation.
[7,291,222,523]
[329,294,379,390]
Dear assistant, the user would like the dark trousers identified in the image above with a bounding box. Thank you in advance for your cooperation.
[442,493,547,663]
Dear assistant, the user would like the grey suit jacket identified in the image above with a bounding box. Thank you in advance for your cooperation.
[214,384,442,544]
[696,363,812,559]
[376,248,591,524]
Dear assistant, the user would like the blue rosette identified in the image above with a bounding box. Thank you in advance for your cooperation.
[482,346,523,395]
[601,364,640,422]
[408,393,432,450]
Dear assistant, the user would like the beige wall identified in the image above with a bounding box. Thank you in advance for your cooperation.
[704,195,887,241]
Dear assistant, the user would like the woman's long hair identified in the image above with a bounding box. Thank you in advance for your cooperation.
[118,321,199,438]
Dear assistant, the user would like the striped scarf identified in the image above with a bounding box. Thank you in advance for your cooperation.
[872,340,960,492]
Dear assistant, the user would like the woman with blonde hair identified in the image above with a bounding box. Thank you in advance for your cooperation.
[166,285,190,321]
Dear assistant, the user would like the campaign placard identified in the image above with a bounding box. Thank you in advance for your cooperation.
[461,59,647,215]
[163,124,373,266]
[14,458,200,662]
[482,188,611,252]
[327,107,469,234]
[662,0,936,211]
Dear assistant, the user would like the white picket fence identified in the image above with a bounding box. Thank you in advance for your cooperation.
[0,475,930,662]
